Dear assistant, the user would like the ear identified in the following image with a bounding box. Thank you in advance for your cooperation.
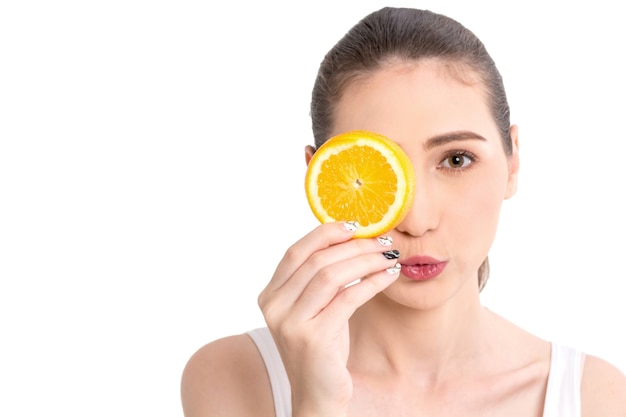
[504,124,520,200]
[304,145,316,166]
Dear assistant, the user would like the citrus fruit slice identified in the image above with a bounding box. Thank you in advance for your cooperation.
[305,130,415,238]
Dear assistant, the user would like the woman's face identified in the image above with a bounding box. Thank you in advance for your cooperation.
[331,60,519,309]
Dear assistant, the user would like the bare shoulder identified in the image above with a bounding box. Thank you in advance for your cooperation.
[180,333,274,417]
[581,353,626,416]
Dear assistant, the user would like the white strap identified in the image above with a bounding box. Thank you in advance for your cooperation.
[247,327,292,417]
[543,343,585,417]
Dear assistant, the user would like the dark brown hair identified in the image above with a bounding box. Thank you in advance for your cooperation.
[310,7,512,290]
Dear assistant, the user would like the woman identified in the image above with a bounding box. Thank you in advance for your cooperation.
[181,7,626,416]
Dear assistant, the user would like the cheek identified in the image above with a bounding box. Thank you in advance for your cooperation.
[446,170,508,248]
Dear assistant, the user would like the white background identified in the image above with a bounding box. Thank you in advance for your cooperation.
[1,1,625,416]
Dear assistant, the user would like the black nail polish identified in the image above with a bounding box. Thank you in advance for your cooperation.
[382,250,400,259]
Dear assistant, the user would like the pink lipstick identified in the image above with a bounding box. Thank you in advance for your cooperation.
[400,256,447,281]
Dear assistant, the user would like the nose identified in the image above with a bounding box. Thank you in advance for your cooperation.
[395,176,439,237]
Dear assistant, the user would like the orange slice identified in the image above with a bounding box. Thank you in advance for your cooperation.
[305,130,415,238]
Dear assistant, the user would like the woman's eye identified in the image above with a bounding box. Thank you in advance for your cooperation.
[441,153,473,169]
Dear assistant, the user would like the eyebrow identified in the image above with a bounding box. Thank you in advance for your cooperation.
[423,131,487,151]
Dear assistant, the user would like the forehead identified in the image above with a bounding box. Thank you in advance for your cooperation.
[331,60,497,142]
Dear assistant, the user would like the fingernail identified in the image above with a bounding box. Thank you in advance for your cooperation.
[382,250,400,259]
[377,236,393,246]
[343,221,360,232]
[386,262,401,274]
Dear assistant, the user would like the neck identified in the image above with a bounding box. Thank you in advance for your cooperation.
[347,287,495,380]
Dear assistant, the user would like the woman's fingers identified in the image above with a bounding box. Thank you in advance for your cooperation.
[286,250,400,322]
[262,221,359,294]
[274,235,394,303]
[316,264,400,324]
[259,221,397,323]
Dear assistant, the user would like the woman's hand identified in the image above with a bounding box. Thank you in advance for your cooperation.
[257,221,400,416]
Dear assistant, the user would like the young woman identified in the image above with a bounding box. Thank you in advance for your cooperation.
[181,7,626,416]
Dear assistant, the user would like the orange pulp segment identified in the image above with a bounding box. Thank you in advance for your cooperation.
[305,130,415,238]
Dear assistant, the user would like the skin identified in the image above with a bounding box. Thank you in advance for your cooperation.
[180,61,626,417]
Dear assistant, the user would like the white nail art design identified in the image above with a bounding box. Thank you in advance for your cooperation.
[343,221,360,232]
[386,262,401,274]
[377,236,393,246]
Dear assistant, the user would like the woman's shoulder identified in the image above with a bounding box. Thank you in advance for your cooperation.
[180,332,274,417]
[581,353,626,416]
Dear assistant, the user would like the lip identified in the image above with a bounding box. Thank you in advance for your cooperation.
[400,256,448,281]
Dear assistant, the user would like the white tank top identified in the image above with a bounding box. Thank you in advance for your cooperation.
[247,327,585,417]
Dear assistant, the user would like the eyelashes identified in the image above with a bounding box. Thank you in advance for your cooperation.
[438,149,478,172]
